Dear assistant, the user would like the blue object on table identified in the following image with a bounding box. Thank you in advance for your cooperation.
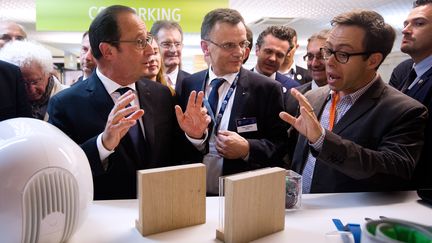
[332,218,361,243]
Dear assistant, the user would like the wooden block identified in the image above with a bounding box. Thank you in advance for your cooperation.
[217,167,286,243]
[135,163,206,236]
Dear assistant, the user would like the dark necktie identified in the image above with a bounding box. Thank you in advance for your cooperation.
[402,68,417,93]
[208,78,225,115]
[116,87,148,166]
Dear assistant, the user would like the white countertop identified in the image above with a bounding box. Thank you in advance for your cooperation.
[68,191,432,243]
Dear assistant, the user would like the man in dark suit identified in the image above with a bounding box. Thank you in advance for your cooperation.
[279,10,427,193]
[75,31,96,84]
[252,25,299,95]
[176,8,288,194]
[278,27,312,84]
[0,60,31,121]
[389,0,432,189]
[150,20,190,95]
[47,5,200,200]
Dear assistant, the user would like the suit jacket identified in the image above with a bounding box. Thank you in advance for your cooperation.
[389,59,414,89]
[284,81,313,116]
[178,67,288,176]
[174,69,191,96]
[0,60,31,121]
[48,73,182,199]
[391,58,432,189]
[291,78,427,193]
[275,71,300,93]
[293,65,312,84]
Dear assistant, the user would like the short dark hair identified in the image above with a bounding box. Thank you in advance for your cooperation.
[82,31,89,39]
[89,5,135,59]
[256,26,292,51]
[331,10,395,69]
[200,8,245,40]
[413,0,432,7]
[150,20,184,41]
[283,26,297,51]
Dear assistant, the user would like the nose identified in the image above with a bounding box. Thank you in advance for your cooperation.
[402,23,411,35]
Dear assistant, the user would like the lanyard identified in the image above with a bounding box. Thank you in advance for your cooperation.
[204,72,239,134]
[328,92,339,131]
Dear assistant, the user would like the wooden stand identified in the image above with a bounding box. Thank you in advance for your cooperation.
[216,167,286,243]
[135,163,206,236]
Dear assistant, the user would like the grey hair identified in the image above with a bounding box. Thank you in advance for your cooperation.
[0,40,53,74]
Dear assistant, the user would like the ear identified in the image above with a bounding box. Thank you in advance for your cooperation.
[99,42,115,60]
[201,40,209,56]
[255,45,260,55]
[367,52,383,70]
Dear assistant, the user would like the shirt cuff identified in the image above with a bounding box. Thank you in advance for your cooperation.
[309,127,326,152]
[97,133,114,170]
[185,130,208,151]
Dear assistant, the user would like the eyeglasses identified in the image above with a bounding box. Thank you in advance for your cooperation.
[303,53,324,62]
[160,41,182,49]
[205,39,250,51]
[320,47,370,64]
[107,34,153,49]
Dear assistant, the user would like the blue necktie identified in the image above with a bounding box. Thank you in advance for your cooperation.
[116,87,148,166]
[208,78,225,115]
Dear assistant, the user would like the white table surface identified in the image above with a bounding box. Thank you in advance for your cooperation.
[68,191,432,243]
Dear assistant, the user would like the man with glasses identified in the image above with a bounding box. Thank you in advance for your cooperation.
[176,8,288,195]
[47,5,198,200]
[150,20,190,94]
[252,26,299,95]
[286,30,330,116]
[279,10,427,193]
[0,20,26,48]
[389,0,432,189]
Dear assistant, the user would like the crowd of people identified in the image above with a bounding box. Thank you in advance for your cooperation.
[1,0,431,199]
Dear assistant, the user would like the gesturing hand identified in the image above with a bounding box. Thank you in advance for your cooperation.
[175,91,211,139]
[215,130,249,159]
[102,90,144,151]
[279,88,323,143]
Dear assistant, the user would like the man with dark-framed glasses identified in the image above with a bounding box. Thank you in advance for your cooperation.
[176,8,288,195]
[279,10,427,193]
[47,5,197,200]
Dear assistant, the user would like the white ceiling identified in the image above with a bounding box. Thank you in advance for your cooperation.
[0,0,413,58]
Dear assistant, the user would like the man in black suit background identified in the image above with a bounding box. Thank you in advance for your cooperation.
[252,25,299,95]
[278,27,312,84]
[389,0,432,189]
[48,5,203,200]
[150,20,190,95]
[280,10,427,193]
[0,60,31,121]
[176,8,288,194]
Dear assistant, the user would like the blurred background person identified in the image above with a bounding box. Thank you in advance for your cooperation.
[278,26,312,84]
[76,31,96,83]
[0,41,68,120]
[150,20,190,94]
[0,20,26,48]
[143,38,175,95]
[389,0,432,189]
[243,25,253,64]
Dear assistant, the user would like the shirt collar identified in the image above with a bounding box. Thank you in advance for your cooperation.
[208,65,238,86]
[414,54,432,78]
[96,68,136,95]
[166,66,179,83]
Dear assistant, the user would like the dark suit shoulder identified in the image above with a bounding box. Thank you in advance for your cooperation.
[389,58,414,89]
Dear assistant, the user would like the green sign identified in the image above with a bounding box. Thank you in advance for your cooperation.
[36,0,228,32]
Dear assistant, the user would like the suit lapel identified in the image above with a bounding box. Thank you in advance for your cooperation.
[228,68,249,131]
[86,74,114,121]
[136,79,155,149]
[332,79,383,134]
[406,67,432,102]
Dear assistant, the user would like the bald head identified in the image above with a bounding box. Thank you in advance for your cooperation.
[0,21,27,48]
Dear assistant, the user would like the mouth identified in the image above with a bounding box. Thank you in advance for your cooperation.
[327,71,341,83]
